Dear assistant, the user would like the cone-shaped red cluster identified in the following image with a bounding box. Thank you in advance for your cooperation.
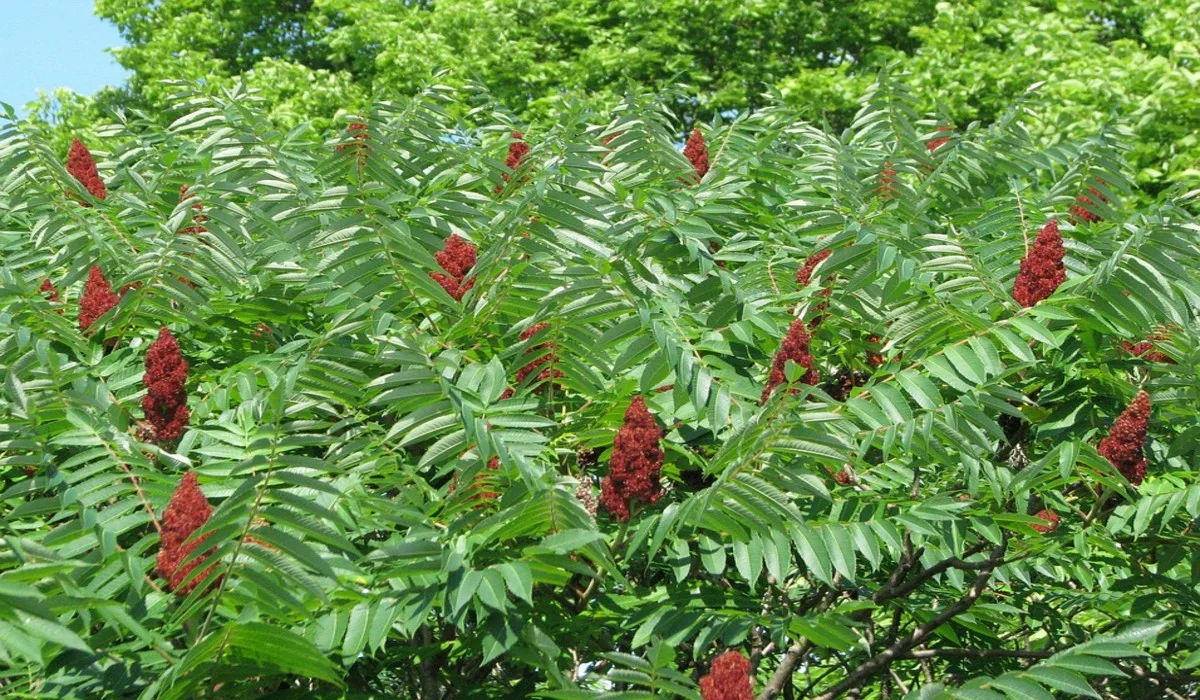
[1098,391,1150,486]
[1123,327,1174,363]
[430,234,477,301]
[866,334,884,369]
[78,266,120,333]
[876,161,897,199]
[926,126,952,152]
[40,279,60,302]
[1012,220,1066,307]
[599,397,664,521]
[683,129,710,181]
[156,471,216,595]
[761,320,819,404]
[67,138,106,201]
[699,650,754,700]
[1031,508,1060,534]
[797,248,834,327]
[178,185,208,235]
[336,122,369,151]
[449,456,501,504]
[796,249,832,287]
[515,322,564,385]
[1070,180,1108,224]
[495,131,530,193]
[141,328,190,445]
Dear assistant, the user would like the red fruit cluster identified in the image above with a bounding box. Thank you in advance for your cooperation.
[1098,391,1150,486]
[515,322,564,385]
[1123,327,1174,363]
[683,129,710,181]
[141,328,190,445]
[78,266,120,333]
[67,138,107,202]
[866,334,884,369]
[1070,180,1108,224]
[430,234,477,301]
[833,467,854,486]
[449,456,501,504]
[336,122,369,151]
[877,161,897,199]
[796,248,834,326]
[796,249,832,287]
[699,650,754,700]
[1012,220,1066,307]
[761,320,819,404]
[495,130,531,193]
[926,126,952,152]
[178,185,208,235]
[40,279,60,302]
[599,397,664,521]
[156,471,216,595]
[1031,508,1060,534]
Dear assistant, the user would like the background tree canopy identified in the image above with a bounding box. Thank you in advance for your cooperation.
[59,0,1200,193]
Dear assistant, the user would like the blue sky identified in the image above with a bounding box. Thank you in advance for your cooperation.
[0,2,128,111]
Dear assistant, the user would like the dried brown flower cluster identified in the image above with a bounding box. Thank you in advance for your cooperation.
[599,397,664,521]
[1097,391,1151,486]
[430,234,477,301]
[1012,220,1066,307]
[156,471,217,595]
[761,320,819,404]
[699,650,754,700]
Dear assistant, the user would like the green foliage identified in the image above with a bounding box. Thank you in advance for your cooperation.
[56,0,1200,192]
[1,80,1199,698]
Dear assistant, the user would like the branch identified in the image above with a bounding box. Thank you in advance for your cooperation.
[811,541,1007,700]
[756,589,838,700]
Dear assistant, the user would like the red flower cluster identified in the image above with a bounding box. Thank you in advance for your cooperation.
[78,266,120,333]
[926,126,952,152]
[430,234,477,301]
[40,279,60,302]
[178,185,208,235]
[156,471,216,594]
[866,334,884,369]
[699,650,754,700]
[1070,180,1108,224]
[833,467,854,486]
[141,328,190,445]
[599,397,664,521]
[1012,220,1066,307]
[1123,327,1174,363]
[796,248,834,326]
[877,161,897,199]
[1098,391,1150,486]
[67,138,106,201]
[449,456,500,503]
[1031,508,1060,534]
[683,129,710,181]
[796,249,832,287]
[515,322,564,385]
[761,320,819,404]
[495,130,530,193]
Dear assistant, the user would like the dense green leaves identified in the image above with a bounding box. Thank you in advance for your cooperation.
[1,80,1199,697]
